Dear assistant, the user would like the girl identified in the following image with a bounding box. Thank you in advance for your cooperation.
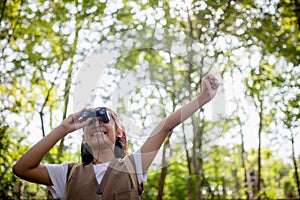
[13,74,220,199]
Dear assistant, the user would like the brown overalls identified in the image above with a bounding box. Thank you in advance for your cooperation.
[65,155,143,200]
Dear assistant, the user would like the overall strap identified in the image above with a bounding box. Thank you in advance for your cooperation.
[65,163,79,199]
[123,156,138,189]
[123,155,144,195]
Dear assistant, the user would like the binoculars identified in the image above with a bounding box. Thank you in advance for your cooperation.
[81,107,110,123]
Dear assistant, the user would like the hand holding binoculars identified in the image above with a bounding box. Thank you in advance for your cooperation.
[81,107,110,123]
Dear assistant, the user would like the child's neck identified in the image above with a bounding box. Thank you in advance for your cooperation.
[92,147,115,164]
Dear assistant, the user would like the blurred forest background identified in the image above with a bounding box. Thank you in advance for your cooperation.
[0,0,299,199]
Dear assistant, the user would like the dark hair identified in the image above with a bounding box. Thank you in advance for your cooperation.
[81,107,128,164]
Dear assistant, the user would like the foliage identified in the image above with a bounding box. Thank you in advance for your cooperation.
[0,0,299,199]
[0,123,26,198]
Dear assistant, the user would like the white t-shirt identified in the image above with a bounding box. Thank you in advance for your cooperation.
[45,149,148,199]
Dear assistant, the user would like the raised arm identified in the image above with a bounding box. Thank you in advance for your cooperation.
[140,75,220,172]
[13,108,91,185]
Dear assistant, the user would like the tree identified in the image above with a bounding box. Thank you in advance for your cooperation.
[276,67,300,198]
[1,0,299,198]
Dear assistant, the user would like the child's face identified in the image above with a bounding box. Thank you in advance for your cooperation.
[83,112,119,150]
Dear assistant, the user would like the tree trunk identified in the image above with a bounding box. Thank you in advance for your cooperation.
[156,136,170,200]
[186,8,204,199]
[290,130,300,198]
[196,109,205,200]
[257,101,263,198]
[239,118,250,199]
[183,124,193,200]
[58,6,82,153]
[156,64,175,199]
[59,62,73,152]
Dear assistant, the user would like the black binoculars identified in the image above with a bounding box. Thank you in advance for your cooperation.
[81,107,110,123]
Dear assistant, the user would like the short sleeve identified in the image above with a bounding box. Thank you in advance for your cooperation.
[133,148,148,184]
[45,162,69,199]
